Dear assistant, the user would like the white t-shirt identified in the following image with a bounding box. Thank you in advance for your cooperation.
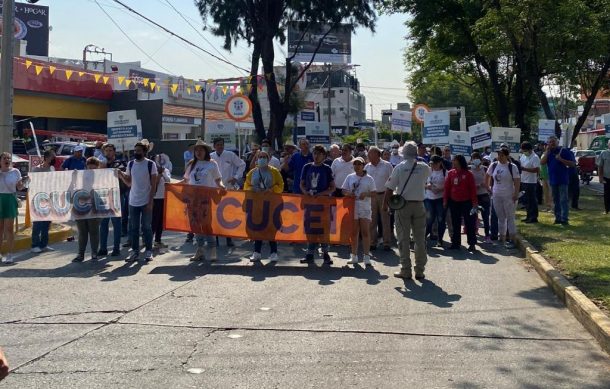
[0,168,21,194]
[365,160,393,194]
[425,169,445,200]
[126,159,158,207]
[185,160,221,188]
[341,173,376,213]
[488,162,518,197]
[269,156,281,170]
[154,168,171,199]
[331,157,355,191]
[519,153,540,184]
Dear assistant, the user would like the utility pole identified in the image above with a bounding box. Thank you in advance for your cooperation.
[371,104,378,146]
[0,0,15,154]
[200,84,207,139]
[327,63,332,140]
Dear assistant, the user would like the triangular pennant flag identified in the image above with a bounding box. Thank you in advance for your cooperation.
[149,82,156,91]
[49,66,56,75]
[143,78,150,86]
[118,76,125,85]
[195,85,201,93]
[156,86,161,92]
[125,79,133,87]
[78,71,85,77]
[94,74,102,83]
[222,85,229,95]
[65,70,73,80]
[25,60,33,69]
[170,84,178,94]
[248,75,253,83]
[186,87,192,95]
[35,65,44,75]
[103,76,110,84]
[207,79,214,84]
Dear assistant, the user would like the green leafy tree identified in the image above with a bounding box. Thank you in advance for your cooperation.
[196,0,378,147]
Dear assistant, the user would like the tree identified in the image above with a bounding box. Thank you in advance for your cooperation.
[196,0,378,147]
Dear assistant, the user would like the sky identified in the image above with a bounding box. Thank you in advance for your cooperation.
[44,0,410,120]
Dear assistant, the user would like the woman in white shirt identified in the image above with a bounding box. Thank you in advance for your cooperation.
[152,162,172,249]
[424,155,446,247]
[341,157,376,266]
[0,152,26,264]
[486,148,521,249]
[470,152,491,243]
[182,141,225,262]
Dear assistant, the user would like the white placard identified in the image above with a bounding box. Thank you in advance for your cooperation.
[107,110,139,149]
[305,122,330,146]
[205,121,237,149]
[449,131,472,156]
[423,110,450,145]
[29,170,122,222]
[390,110,412,133]
[538,119,556,142]
[469,122,492,150]
[491,127,521,155]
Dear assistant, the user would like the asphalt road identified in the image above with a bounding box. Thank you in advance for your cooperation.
[1,232,609,388]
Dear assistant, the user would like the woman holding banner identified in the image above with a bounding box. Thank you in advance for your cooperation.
[183,140,224,262]
[0,152,27,264]
[244,150,284,263]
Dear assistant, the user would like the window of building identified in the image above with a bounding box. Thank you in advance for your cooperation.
[323,90,336,98]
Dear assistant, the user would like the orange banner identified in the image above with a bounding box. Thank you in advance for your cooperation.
[164,184,355,244]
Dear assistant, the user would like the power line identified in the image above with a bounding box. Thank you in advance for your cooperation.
[93,0,175,74]
[109,0,250,75]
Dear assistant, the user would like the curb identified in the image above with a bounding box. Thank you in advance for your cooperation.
[1,224,73,252]
[515,234,610,355]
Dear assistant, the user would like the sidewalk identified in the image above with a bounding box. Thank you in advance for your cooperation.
[1,232,609,388]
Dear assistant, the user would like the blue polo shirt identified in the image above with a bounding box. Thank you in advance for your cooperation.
[61,156,86,171]
[288,151,313,193]
[547,147,575,186]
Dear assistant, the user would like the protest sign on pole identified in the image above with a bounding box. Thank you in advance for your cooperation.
[107,110,138,150]
[305,122,330,146]
[469,122,492,150]
[29,170,122,222]
[205,121,237,149]
[422,110,450,145]
[448,131,472,156]
[390,110,412,133]
[538,119,556,142]
[164,185,354,244]
[491,127,522,156]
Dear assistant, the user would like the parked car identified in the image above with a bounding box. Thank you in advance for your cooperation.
[43,142,95,158]
[589,136,609,152]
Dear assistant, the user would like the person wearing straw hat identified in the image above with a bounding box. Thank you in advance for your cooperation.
[183,140,225,262]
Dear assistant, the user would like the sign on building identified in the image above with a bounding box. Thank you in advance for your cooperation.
[422,110,450,145]
[0,1,49,56]
[288,23,351,64]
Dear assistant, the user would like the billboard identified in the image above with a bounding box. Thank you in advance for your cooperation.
[0,2,49,56]
[288,23,351,64]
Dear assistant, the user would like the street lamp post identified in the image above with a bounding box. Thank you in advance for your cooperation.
[0,0,15,153]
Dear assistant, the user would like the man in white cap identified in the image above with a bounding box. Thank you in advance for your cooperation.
[383,141,431,280]
[61,145,87,171]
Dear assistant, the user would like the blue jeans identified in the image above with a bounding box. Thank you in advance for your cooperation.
[129,205,153,252]
[424,198,446,240]
[551,184,569,223]
[100,216,122,252]
[31,221,51,249]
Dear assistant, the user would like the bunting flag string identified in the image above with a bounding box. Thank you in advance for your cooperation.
[15,58,286,98]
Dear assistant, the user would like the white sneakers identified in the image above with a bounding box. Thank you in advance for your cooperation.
[1,255,13,264]
[31,247,42,254]
[251,252,279,262]
[347,254,373,266]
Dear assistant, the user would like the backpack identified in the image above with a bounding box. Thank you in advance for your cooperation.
[128,159,154,185]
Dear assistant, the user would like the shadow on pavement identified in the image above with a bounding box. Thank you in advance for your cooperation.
[149,263,389,285]
[394,279,462,308]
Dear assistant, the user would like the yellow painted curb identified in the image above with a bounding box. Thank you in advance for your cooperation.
[1,224,74,252]
[515,234,610,355]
